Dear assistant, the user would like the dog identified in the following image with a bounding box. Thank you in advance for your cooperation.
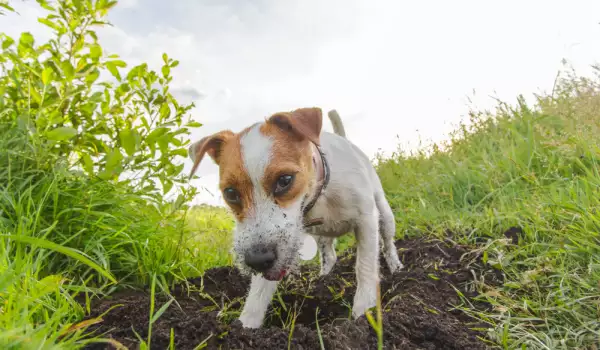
[188,107,403,328]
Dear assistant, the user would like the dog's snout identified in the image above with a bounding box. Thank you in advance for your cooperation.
[245,246,276,272]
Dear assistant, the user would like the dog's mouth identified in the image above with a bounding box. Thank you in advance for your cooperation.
[262,269,287,281]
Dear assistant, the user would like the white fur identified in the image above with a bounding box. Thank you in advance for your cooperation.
[240,124,273,186]
[227,118,403,329]
[238,275,278,328]
[234,124,307,327]
[315,235,336,275]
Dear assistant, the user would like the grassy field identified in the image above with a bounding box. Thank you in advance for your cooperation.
[1,1,600,349]
[375,68,600,348]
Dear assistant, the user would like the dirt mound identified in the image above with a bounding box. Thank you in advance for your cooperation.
[82,237,501,349]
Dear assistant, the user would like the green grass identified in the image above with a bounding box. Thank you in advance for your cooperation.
[374,67,600,349]
[0,121,234,348]
[183,204,235,271]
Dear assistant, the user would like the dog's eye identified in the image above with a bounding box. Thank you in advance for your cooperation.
[274,174,294,196]
[223,188,241,205]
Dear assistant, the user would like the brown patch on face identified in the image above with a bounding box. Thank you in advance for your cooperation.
[190,107,323,221]
[259,122,315,209]
[216,126,255,222]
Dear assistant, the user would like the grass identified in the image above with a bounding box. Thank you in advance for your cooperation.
[0,120,234,348]
[374,67,600,349]
[1,26,599,348]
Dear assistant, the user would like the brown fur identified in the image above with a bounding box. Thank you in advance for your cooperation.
[189,130,234,178]
[267,107,323,146]
[216,126,254,221]
[259,121,314,209]
[189,107,325,219]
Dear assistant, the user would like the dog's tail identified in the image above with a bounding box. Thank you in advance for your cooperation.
[327,109,346,138]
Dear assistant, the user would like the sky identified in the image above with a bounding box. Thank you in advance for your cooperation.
[2,0,600,206]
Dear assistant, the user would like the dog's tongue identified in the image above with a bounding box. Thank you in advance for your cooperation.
[264,270,287,281]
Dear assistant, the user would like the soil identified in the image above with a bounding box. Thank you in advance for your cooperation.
[82,236,504,350]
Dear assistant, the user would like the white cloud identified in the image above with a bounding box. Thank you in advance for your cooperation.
[2,0,599,206]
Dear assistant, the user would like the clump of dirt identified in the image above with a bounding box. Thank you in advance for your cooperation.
[82,236,503,350]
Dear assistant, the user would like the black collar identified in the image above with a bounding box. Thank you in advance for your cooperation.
[302,144,330,228]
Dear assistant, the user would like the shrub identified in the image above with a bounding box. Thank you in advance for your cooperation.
[0,1,207,347]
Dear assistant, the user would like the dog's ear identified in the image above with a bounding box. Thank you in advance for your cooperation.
[267,107,323,145]
[188,130,234,179]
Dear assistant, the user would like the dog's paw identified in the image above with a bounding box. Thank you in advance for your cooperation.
[319,260,336,276]
[383,249,404,274]
[352,288,377,319]
[238,313,263,328]
[386,258,404,274]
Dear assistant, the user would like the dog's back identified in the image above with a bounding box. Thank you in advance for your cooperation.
[323,110,378,186]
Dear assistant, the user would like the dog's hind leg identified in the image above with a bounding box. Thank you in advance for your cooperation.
[375,192,403,273]
[351,207,381,319]
[316,236,336,276]
[238,274,278,328]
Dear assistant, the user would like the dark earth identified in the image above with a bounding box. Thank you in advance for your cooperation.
[82,235,505,349]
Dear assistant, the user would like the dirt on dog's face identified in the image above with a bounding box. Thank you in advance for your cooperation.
[188,108,323,281]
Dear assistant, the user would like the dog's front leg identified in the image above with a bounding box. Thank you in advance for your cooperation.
[238,274,278,328]
[316,236,337,276]
[351,210,381,319]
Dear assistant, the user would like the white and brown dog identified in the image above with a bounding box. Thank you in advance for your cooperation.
[188,107,403,328]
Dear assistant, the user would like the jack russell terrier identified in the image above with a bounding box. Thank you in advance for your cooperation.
[188,107,403,328]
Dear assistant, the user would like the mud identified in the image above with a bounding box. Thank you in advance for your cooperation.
[82,236,502,349]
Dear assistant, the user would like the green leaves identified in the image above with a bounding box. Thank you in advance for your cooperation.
[38,17,65,34]
[1,35,14,50]
[46,127,77,141]
[18,32,34,48]
[81,153,94,175]
[89,43,102,59]
[0,2,15,15]
[105,59,126,81]
[61,60,75,78]
[105,61,121,80]
[41,66,53,85]
[0,0,203,199]
[119,129,139,156]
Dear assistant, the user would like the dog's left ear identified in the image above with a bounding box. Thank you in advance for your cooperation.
[188,130,234,180]
[267,107,323,145]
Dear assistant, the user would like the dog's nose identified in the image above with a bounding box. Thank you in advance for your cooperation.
[245,246,276,272]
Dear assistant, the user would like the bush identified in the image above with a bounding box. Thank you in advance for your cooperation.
[0,1,208,347]
[0,0,200,196]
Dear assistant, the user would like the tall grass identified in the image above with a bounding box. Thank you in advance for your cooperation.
[376,67,600,349]
[0,0,238,346]
[0,119,233,348]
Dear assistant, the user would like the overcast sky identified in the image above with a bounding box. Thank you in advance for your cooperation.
[2,0,599,206]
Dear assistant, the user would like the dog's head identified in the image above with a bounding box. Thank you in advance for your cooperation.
[188,107,323,281]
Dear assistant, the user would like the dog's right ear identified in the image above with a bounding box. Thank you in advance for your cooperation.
[188,130,234,180]
[267,107,323,145]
